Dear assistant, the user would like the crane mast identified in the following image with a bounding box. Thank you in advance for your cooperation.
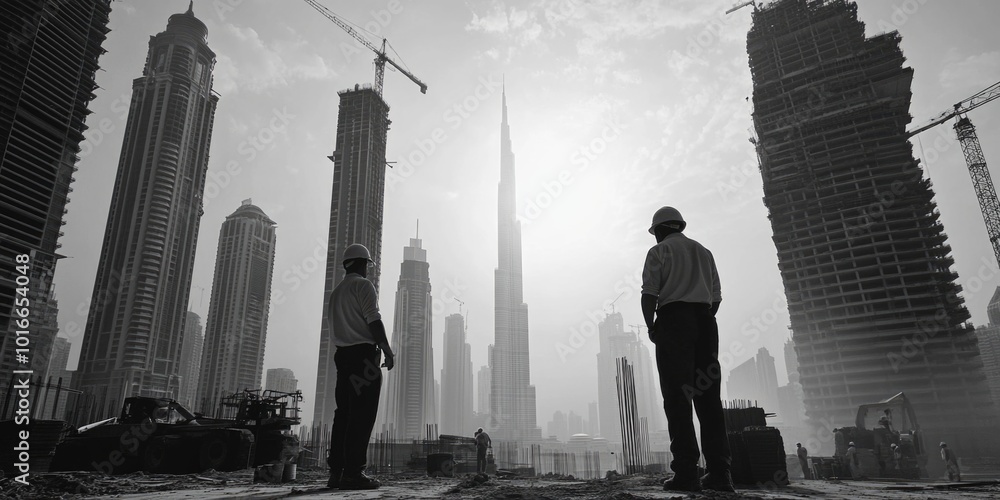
[301,0,427,96]
[908,81,1000,267]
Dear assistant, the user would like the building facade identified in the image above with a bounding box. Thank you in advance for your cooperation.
[196,200,277,414]
[76,4,218,420]
[313,84,390,427]
[748,0,994,452]
[177,311,204,408]
[596,312,664,442]
[976,287,1000,408]
[380,235,436,439]
[490,87,540,441]
[440,313,473,436]
[0,0,111,395]
[265,368,298,394]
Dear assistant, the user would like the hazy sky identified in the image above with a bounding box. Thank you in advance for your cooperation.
[56,0,1000,429]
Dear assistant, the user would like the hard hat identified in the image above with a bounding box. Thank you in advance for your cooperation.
[648,206,686,234]
[848,442,855,446]
[940,442,947,447]
[796,443,801,446]
[890,444,897,448]
[343,243,373,264]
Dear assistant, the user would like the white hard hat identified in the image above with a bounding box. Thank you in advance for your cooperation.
[343,243,373,264]
[848,442,855,446]
[648,206,686,234]
[940,442,947,447]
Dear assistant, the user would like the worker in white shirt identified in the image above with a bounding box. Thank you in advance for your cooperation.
[641,207,732,493]
[326,244,395,491]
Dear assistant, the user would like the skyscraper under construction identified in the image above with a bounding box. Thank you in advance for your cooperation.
[748,0,994,453]
[313,84,390,428]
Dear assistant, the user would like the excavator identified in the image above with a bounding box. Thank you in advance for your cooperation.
[837,392,926,479]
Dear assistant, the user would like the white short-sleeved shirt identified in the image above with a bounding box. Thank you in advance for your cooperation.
[641,232,721,308]
[327,273,382,347]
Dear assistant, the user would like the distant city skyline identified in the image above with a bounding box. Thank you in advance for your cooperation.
[46,1,1000,429]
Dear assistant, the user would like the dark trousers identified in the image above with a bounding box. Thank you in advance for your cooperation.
[328,343,382,477]
[477,449,487,473]
[652,301,731,477]
[799,458,812,479]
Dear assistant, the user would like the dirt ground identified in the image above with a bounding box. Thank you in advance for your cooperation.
[1,468,998,499]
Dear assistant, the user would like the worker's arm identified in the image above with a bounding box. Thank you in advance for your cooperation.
[641,294,658,340]
[367,319,394,369]
[710,252,722,317]
[641,246,661,341]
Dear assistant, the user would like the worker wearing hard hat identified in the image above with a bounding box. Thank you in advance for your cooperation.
[940,442,961,481]
[846,442,860,479]
[326,243,395,491]
[641,207,732,493]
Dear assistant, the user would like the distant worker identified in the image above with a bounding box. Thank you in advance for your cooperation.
[475,428,492,474]
[796,443,811,480]
[641,206,732,493]
[325,244,395,491]
[846,442,860,479]
[889,443,900,471]
[940,442,961,481]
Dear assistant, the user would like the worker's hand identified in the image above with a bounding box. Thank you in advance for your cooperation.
[382,352,395,370]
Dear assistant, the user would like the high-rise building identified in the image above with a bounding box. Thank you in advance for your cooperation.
[587,401,600,437]
[0,0,111,395]
[265,368,298,394]
[77,4,218,420]
[381,235,436,439]
[42,336,73,420]
[440,313,473,436]
[177,311,204,408]
[196,200,277,414]
[596,312,664,441]
[747,0,994,451]
[754,347,780,412]
[547,410,568,442]
[490,86,540,441]
[976,287,1000,408]
[477,362,492,415]
[313,84,390,427]
[784,338,799,384]
[726,357,758,404]
[567,411,584,437]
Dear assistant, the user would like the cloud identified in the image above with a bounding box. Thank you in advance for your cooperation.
[939,51,1000,92]
[211,23,339,95]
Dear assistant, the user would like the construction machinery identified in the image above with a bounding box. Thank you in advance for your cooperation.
[51,390,301,474]
[908,81,1000,267]
[836,392,926,479]
[301,0,426,97]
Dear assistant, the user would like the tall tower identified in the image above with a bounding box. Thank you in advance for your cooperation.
[381,233,436,439]
[196,200,277,414]
[77,3,218,420]
[177,311,204,408]
[313,84,390,427]
[441,313,473,436]
[748,0,993,453]
[754,347,780,412]
[490,85,540,441]
[265,368,298,394]
[0,0,111,394]
[976,288,1000,408]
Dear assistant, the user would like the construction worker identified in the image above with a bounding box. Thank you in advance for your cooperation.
[326,244,395,490]
[796,443,811,480]
[641,207,732,493]
[889,443,900,471]
[846,442,860,479]
[940,442,961,481]
[475,428,492,474]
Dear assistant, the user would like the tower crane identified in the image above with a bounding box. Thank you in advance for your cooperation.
[301,0,427,97]
[907,81,1000,266]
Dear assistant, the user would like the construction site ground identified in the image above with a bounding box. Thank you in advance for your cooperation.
[2,468,999,499]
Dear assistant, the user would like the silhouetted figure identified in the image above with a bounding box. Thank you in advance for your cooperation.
[940,442,960,481]
[475,428,492,474]
[641,207,732,493]
[326,244,395,490]
[846,442,860,479]
[796,443,811,479]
